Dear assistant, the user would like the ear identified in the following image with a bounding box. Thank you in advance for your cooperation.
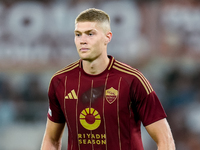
[105,31,112,45]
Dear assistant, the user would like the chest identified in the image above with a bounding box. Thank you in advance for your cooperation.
[56,73,132,117]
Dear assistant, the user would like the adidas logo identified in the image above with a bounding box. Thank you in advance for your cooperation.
[65,89,78,99]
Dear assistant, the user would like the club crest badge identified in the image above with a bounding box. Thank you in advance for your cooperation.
[105,87,118,104]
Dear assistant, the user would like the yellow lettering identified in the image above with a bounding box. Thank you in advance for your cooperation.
[86,134,90,138]
[92,140,95,144]
[96,140,101,145]
[96,134,100,139]
[83,139,86,144]
[79,139,82,144]
[101,134,106,139]
[78,134,82,139]
[91,134,95,139]
[102,140,106,145]
[78,133,107,145]
[87,139,92,144]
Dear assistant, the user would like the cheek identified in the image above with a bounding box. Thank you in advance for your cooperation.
[94,37,104,46]
[93,41,101,50]
[97,39,105,49]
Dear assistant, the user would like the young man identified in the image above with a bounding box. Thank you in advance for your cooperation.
[41,8,175,150]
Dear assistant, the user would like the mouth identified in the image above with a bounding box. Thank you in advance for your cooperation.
[80,48,89,52]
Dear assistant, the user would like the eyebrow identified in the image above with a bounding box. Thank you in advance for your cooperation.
[74,29,96,34]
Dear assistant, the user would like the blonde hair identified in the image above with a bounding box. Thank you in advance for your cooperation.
[75,8,111,32]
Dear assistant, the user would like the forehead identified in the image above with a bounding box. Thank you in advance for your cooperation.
[75,21,101,32]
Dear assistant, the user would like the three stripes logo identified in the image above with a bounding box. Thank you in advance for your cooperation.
[65,89,78,99]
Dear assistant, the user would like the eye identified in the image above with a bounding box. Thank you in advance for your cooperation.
[89,33,93,36]
[75,33,81,37]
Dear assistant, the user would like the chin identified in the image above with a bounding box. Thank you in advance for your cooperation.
[79,53,90,60]
[81,57,92,61]
[80,56,95,62]
[79,55,89,60]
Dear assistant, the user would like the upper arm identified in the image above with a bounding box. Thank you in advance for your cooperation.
[41,118,65,150]
[44,118,65,142]
[145,118,175,150]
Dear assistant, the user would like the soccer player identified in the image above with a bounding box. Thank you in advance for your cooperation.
[41,8,175,150]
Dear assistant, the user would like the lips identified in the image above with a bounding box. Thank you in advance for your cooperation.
[80,48,89,51]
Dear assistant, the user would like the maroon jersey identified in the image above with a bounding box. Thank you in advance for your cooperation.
[47,56,167,150]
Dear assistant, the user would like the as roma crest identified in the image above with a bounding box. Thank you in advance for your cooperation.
[105,87,118,104]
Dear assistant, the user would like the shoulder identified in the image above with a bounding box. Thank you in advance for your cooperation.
[112,59,143,79]
[51,60,80,82]
[112,59,153,95]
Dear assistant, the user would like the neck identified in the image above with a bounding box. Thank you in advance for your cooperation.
[82,56,110,75]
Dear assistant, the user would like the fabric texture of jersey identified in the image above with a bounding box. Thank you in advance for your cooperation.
[47,56,167,150]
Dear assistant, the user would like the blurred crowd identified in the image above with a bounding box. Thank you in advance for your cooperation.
[0,0,200,149]
[0,73,48,124]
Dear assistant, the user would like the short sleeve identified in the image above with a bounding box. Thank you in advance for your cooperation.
[131,76,167,126]
[137,92,167,126]
[47,77,66,123]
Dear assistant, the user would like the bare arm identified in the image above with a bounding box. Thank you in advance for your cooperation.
[41,118,65,150]
[145,118,175,150]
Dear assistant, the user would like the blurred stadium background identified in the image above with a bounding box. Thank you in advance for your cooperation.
[0,0,200,149]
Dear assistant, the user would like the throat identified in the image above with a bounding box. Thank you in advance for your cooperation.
[82,57,110,75]
[84,63,100,75]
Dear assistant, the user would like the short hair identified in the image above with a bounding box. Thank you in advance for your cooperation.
[75,8,111,32]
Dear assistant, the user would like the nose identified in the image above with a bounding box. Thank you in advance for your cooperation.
[80,34,87,45]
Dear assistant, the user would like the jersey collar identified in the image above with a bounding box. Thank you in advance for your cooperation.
[79,55,115,76]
